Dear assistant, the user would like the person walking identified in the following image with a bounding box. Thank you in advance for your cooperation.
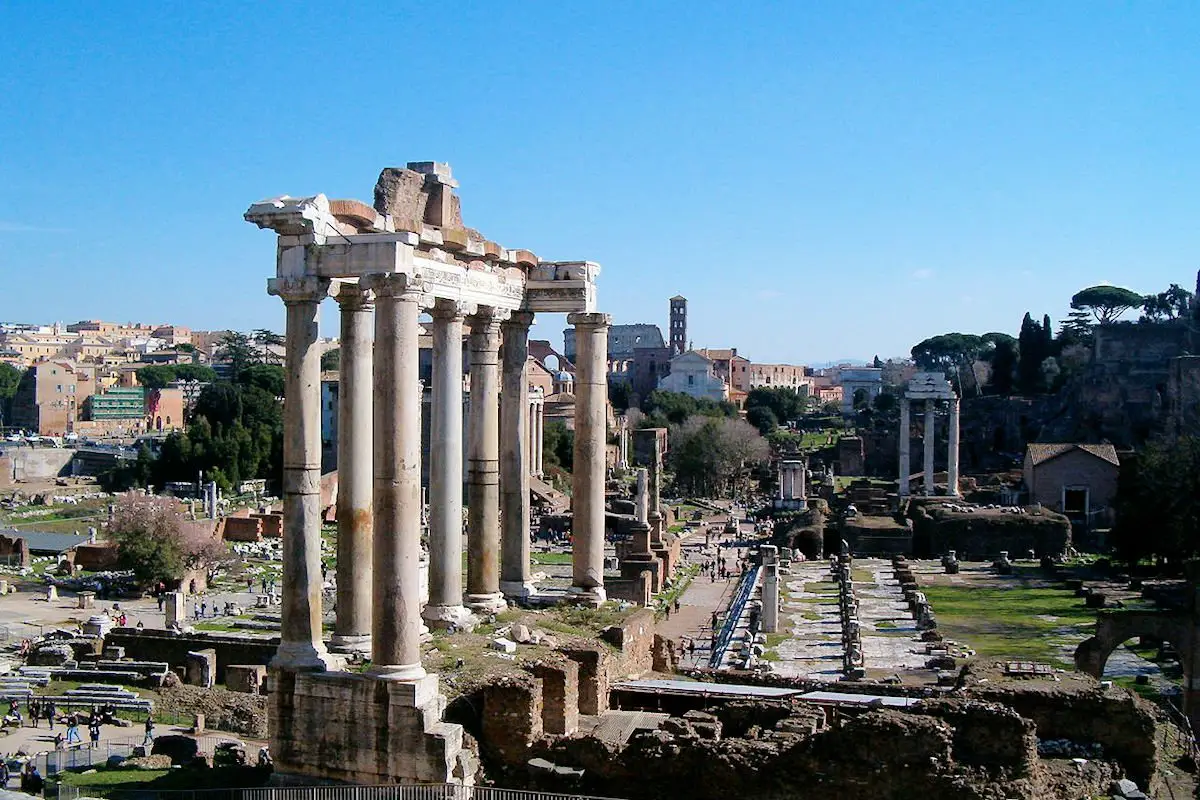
[89,720,101,749]
[66,713,81,746]
[44,700,56,730]
[143,715,156,747]
[27,697,38,728]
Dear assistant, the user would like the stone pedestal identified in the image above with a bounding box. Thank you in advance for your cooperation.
[269,670,475,785]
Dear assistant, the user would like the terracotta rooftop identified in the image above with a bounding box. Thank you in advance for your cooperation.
[1026,443,1120,468]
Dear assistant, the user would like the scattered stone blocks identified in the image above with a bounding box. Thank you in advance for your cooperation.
[226,664,267,694]
[184,649,216,688]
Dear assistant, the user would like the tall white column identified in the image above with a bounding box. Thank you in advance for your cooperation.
[330,282,373,654]
[535,398,545,477]
[423,300,474,629]
[466,307,508,613]
[267,276,338,671]
[898,397,911,497]
[500,311,536,598]
[568,312,610,605]
[947,397,961,498]
[923,400,936,497]
[363,273,427,681]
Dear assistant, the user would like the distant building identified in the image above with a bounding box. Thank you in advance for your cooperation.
[669,296,687,356]
[1023,443,1120,530]
[838,367,883,414]
[658,351,728,402]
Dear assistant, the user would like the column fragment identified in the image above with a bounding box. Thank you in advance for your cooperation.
[466,308,508,613]
[500,311,536,598]
[423,300,474,629]
[267,276,339,671]
[331,282,374,653]
[363,273,427,681]
[568,312,610,604]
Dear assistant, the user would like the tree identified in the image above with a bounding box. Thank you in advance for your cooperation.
[253,329,285,365]
[0,363,21,427]
[217,332,257,375]
[1017,313,1049,394]
[911,333,986,395]
[173,364,216,384]
[135,365,178,389]
[1141,283,1193,322]
[668,417,769,497]
[238,364,286,397]
[871,355,883,369]
[746,406,778,436]
[1058,310,1094,347]
[320,348,340,372]
[608,381,632,412]
[107,493,225,587]
[745,387,806,424]
[986,335,1017,395]
[642,390,735,424]
[542,420,574,472]
[1113,435,1200,566]
[1070,285,1144,325]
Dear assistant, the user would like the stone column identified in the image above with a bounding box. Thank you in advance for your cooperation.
[363,273,427,681]
[330,282,374,654]
[267,276,338,671]
[466,307,508,613]
[568,312,610,605]
[500,311,536,599]
[923,400,936,497]
[898,398,911,497]
[535,397,545,477]
[947,397,961,498]
[422,300,474,630]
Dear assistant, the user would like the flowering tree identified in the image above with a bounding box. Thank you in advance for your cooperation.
[108,494,227,587]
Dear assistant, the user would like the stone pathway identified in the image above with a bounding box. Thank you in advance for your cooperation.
[771,558,926,678]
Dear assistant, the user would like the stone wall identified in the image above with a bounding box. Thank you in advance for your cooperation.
[599,609,655,677]
[908,502,1071,559]
[482,673,544,765]
[104,628,276,682]
[71,542,117,571]
[0,533,30,567]
[0,448,75,484]
[221,516,263,542]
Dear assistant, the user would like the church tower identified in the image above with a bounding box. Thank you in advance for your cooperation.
[669,295,687,356]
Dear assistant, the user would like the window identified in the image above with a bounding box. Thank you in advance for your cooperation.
[688,375,694,385]
[56,385,62,392]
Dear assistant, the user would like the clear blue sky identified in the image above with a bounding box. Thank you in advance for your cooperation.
[2,2,1198,364]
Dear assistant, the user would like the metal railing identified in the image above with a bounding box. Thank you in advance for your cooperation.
[50,785,625,800]
[708,565,761,669]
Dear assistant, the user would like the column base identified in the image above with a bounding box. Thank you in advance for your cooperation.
[567,585,606,608]
[329,633,372,655]
[366,662,428,682]
[465,592,508,614]
[499,580,539,600]
[271,642,345,672]
[422,604,478,632]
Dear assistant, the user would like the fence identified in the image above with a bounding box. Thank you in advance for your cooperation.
[708,564,761,669]
[51,785,626,800]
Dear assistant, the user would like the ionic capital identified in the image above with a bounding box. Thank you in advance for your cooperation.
[469,306,511,334]
[567,312,611,331]
[333,280,374,311]
[360,273,431,306]
[267,276,334,305]
[501,310,535,331]
[430,298,476,321]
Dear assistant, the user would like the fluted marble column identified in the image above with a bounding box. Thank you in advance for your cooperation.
[363,273,427,681]
[898,397,911,497]
[568,312,610,605]
[923,400,936,497]
[267,276,339,671]
[423,300,474,629]
[466,307,508,613]
[534,396,545,477]
[330,282,374,654]
[500,311,536,598]
[947,397,961,498]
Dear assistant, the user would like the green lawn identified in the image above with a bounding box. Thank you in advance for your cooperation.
[531,552,573,565]
[920,582,1096,667]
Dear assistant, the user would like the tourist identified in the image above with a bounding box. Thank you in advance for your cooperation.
[143,716,156,747]
[44,700,56,730]
[89,720,101,748]
[157,594,165,612]
[0,756,9,787]
[673,599,681,614]
[66,713,81,745]
[194,603,201,621]
[22,764,42,795]
[200,601,208,618]
[27,697,38,728]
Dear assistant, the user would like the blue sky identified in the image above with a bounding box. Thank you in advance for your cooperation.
[2,2,1198,364]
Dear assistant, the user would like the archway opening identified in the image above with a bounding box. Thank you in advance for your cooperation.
[1102,635,1182,701]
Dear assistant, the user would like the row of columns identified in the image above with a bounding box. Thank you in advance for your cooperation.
[270,273,611,680]
[898,397,960,498]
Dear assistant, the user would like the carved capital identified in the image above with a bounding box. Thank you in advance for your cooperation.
[267,276,334,305]
[567,312,611,331]
[430,298,476,321]
[333,280,374,311]
[501,310,535,331]
[469,306,511,333]
[360,273,431,306]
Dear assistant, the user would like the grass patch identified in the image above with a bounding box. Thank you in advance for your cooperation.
[921,581,1095,667]
[531,552,573,566]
